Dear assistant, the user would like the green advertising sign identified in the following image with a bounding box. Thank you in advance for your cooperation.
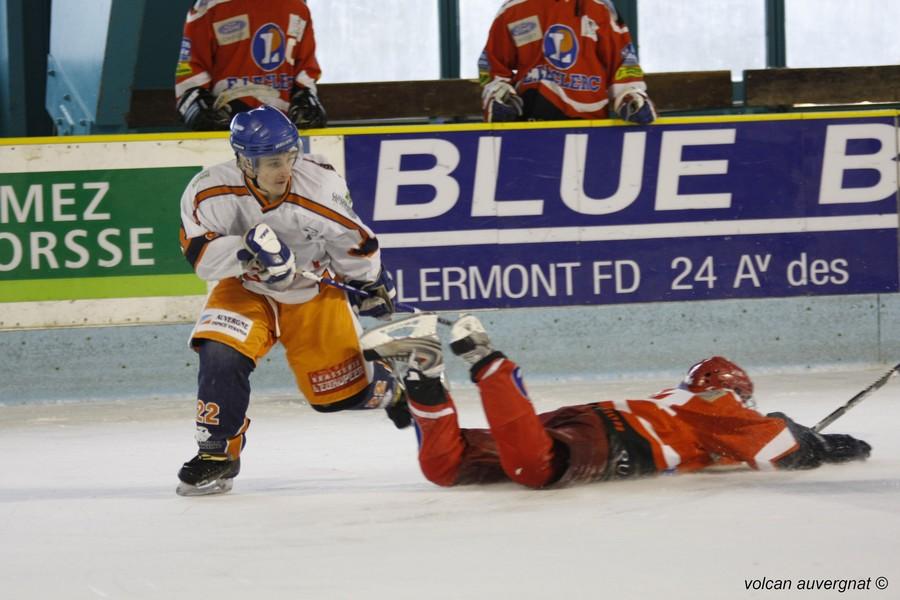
[0,167,206,301]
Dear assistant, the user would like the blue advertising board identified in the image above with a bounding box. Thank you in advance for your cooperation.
[344,114,900,310]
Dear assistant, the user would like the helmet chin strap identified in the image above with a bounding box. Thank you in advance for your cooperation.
[241,164,290,201]
[235,154,259,178]
[235,149,297,199]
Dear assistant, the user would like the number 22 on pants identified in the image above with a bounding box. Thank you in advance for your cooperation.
[196,400,221,425]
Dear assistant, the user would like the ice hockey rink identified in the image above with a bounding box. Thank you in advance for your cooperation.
[2,365,898,600]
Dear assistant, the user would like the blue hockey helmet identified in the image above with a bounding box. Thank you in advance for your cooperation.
[229,105,300,159]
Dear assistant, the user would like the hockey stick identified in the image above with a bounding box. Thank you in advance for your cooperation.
[213,84,282,110]
[812,362,900,432]
[300,271,453,326]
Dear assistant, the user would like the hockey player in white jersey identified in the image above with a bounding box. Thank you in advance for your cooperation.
[176,105,406,496]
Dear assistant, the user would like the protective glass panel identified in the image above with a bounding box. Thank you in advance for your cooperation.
[459,0,504,79]
[306,0,441,82]
[638,0,765,80]
[786,0,900,67]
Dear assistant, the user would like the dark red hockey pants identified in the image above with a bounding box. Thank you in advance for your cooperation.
[412,357,556,488]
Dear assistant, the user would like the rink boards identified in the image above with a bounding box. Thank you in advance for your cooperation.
[0,112,898,327]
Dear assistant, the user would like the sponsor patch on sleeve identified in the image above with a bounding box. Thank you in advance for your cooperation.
[581,15,599,41]
[287,14,307,39]
[194,309,253,342]
[213,14,250,45]
[332,191,355,215]
[478,50,494,85]
[614,65,644,81]
[621,43,639,65]
[507,15,542,47]
[179,37,192,61]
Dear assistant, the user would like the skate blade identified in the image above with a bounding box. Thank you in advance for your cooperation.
[360,314,438,351]
[176,477,234,497]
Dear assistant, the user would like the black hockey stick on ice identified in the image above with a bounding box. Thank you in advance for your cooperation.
[812,362,900,432]
[300,271,453,326]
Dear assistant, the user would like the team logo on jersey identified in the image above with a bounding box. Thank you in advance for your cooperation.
[543,24,578,70]
[252,23,287,72]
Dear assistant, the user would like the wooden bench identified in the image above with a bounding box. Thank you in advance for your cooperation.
[318,79,481,123]
[645,70,733,113]
[126,70,735,129]
[744,65,900,108]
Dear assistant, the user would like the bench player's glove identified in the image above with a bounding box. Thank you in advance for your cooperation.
[288,87,327,129]
[177,87,232,131]
[237,224,296,289]
[482,78,523,122]
[615,89,657,124]
[348,268,396,320]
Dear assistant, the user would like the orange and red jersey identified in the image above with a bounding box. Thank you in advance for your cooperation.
[535,387,797,483]
[175,0,321,111]
[411,356,801,488]
[479,0,649,119]
[587,387,799,475]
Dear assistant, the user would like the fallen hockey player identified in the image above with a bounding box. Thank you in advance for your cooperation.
[361,314,872,488]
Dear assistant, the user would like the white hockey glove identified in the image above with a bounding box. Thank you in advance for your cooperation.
[348,268,396,321]
[237,224,296,289]
[482,78,523,122]
[614,89,657,125]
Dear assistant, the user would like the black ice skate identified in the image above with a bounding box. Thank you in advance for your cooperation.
[449,315,495,365]
[176,453,241,496]
[383,379,412,429]
[360,313,444,379]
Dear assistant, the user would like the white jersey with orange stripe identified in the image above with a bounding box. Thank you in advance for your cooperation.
[179,154,382,304]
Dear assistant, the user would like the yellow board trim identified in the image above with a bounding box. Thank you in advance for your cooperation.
[0,273,206,303]
[2,109,896,146]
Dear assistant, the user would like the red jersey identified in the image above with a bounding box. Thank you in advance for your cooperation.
[175,0,321,112]
[479,0,648,119]
[461,388,798,486]
[412,357,801,488]
[582,387,798,476]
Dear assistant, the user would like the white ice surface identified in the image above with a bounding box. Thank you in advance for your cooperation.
[2,367,899,600]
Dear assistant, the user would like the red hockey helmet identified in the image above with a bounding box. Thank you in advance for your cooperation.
[681,356,754,404]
